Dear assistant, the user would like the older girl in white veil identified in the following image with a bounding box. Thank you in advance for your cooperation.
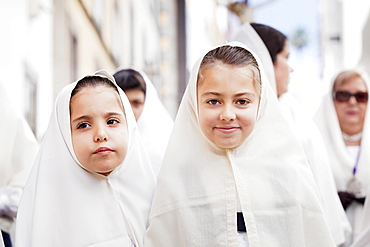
[144,42,335,246]
[15,70,155,246]
[232,22,351,245]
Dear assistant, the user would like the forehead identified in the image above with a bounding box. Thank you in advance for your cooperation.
[70,85,124,113]
[335,76,367,91]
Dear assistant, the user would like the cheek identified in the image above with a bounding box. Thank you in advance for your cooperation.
[71,134,87,164]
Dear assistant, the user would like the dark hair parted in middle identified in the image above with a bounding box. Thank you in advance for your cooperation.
[198,45,262,96]
[250,23,287,64]
[113,69,147,96]
[71,76,119,99]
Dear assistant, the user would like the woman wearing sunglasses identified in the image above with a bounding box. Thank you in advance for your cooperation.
[315,69,370,247]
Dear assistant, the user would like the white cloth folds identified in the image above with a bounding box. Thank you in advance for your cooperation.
[15,71,155,247]
[314,69,370,245]
[144,42,335,246]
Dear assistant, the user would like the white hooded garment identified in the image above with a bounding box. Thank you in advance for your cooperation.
[15,71,156,247]
[314,69,370,245]
[232,22,351,245]
[114,67,174,176]
[0,83,39,233]
[144,42,335,247]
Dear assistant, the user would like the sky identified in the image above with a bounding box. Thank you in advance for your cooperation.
[250,0,322,115]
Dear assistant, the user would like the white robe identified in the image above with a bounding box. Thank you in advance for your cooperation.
[144,42,335,247]
[350,188,370,247]
[15,70,156,247]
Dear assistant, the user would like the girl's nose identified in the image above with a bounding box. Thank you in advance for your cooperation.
[220,105,236,121]
[94,125,108,142]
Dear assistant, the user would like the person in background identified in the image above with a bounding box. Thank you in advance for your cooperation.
[144,42,335,246]
[314,69,370,246]
[15,70,155,246]
[232,22,351,246]
[0,83,39,247]
[113,68,173,176]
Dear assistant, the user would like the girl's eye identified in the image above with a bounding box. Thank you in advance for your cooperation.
[131,101,143,108]
[77,123,90,129]
[107,119,119,125]
[237,99,249,105]
[207,99,219,105]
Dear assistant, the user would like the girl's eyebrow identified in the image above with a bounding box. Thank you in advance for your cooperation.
[71,112,124,124]
[200,92,255,97]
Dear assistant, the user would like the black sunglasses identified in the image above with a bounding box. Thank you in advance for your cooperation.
[333,91,368,103]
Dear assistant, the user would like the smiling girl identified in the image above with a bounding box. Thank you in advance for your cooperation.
[144,42,335,246]
[15,71,155,246]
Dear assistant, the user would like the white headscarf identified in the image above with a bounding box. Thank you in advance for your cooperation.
[15,71,156,247]
[113,67,174,176]
[314,69,370,244]
[144,42,335,246]
[0,82,39,233]
[232,22,351,245]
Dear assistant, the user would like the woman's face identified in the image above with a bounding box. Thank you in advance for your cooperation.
[197,64,260,149]
[333,77,368,135]
[70,85,128,176]
[274,40,293,97]
[124,88,145,121]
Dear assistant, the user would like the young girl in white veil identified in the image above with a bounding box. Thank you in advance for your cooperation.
[144,42,335,246]
[15,70,155,246]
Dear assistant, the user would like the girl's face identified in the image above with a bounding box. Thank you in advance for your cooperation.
[124,88,145,121]
[333,77,368,135]
[70,85,128,176]
[197,64,260,149]
[274,40,293,97]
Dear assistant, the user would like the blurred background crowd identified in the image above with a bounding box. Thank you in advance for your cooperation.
[1,0,370,141]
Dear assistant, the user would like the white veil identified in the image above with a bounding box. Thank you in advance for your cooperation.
[15,71,156,246]
[144,42,335,246]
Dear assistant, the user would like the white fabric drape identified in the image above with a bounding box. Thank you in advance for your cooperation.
[114,67,174,176]
[0,83,39,233]
[15,71,156,247]
[314,69,370,245]
[144,42,335,247]
[232,22,351,245]
[350,188,370,247]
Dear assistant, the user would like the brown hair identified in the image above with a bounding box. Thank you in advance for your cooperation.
[332,70,365,91]
[198,45,261,96]
[113,69,146,96]
[70,76,121,113]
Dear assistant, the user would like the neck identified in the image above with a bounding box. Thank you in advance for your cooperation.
[343,131,362,146]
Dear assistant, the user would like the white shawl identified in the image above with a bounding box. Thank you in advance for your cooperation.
[144,42,335,247]
[15,71,156,247]
[0,83,39,233]
[314,69,370,244]
[233,22,351,245]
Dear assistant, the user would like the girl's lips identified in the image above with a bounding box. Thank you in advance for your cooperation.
[215,127,239,134]
[93,147,113,154]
